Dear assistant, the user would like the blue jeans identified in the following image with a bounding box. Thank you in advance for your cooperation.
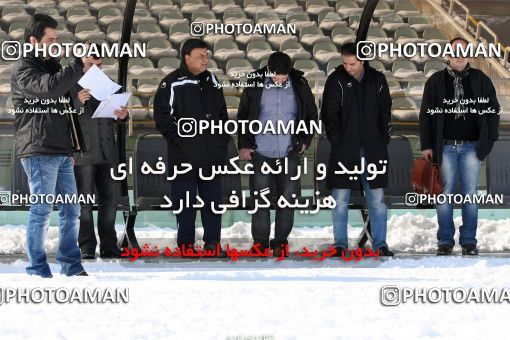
[436,141,481,247]
[20,155,84,277]
[331,171,388,250]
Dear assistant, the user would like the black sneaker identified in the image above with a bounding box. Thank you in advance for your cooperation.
[437,244,453,256]
[203,242,227,258]
[80,250,95,260]
[100,247,123,259]
[270,239,289,258]
[461,243,478,256]
[376,246,394,257]
[76,271,89,276]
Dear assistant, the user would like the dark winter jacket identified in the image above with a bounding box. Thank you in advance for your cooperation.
[153,64,229,177]
[237,66,318,152]
[12,53,86,157]
[70,84,130,166]
[321,63,392,190]
[419,68,500,165]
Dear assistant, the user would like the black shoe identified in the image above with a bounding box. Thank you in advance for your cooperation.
[437,244,453,256]
[376,246,394,257]
[80,250,95,260]
[203,242,227,258]
[461,243,478,256]
[332,246,346,257]
[249,242,271,257]
[179,244,200,258]
[100,247,123,259]
[270,239,289,258]
[76,271,89,276]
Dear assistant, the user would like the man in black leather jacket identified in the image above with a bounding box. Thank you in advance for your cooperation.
[12,14,95,277]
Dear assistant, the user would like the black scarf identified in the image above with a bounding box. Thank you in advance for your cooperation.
[446,63,470,120]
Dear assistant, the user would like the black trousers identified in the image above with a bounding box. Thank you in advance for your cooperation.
[170,176,222,246]
[74,163,119,253]
[250,152,300,246]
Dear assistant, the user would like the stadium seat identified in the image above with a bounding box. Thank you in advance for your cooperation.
[135,23,167,42]
[408,16,432,33]
[223,9,252,25]
[226,58,254,78]
[213,40,245,63]
[305,0,333,17]
[235,33,266,48]
[392,59,422,78]
[106,23,122,43]
[286,12,314,31]
[98,8,124,26]
[8,21,26,40]
[158,9,188,30]
[135,79,161,95]
[146,38,179,59]
[128,58,161,77]
[225,95,240,119]
[391,97,418,121]
[326,57,342,74]
[208,59,224,75]
[158,57,181,74]
[423,60,446,77]
[331,25,355,46]
[423,27,448,44]
[313,42,339,66]
[149,0,178,12]
[369,59,386,72]
[168,22,192,46]
[132,8,158,26]
[246,41,273,63]
[101,57,119,78]
[255,11,284,25]
[57,0,89,11]
[299,24,330,49]
[89,0,119,11]
[407,80,425,96]
[66,7,96,27]
[318,12,346,32]
[129,96,150,120]
[274,0,302,17]
[244,0,270,18]
[74,22,106,42]
[191,10,221,24]
[212,0,240,15]
[0,7,29,25]
[367,27,392,43]
[385,136,414,205]
[380,15,407,33]
[373,1,393,17]
[280,41,312,61]
[181,0,209,15]
[294,59,325,79]
[394,0,420,18]
[486,139,510,204]
[336,0,362,19]
[394,27,423,44]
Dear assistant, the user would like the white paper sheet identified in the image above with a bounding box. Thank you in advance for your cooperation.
[92,92,132,120]
[78,64,122,101]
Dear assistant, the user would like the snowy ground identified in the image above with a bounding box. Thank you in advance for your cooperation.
[1,214,510,339]
[1,213,509,254]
